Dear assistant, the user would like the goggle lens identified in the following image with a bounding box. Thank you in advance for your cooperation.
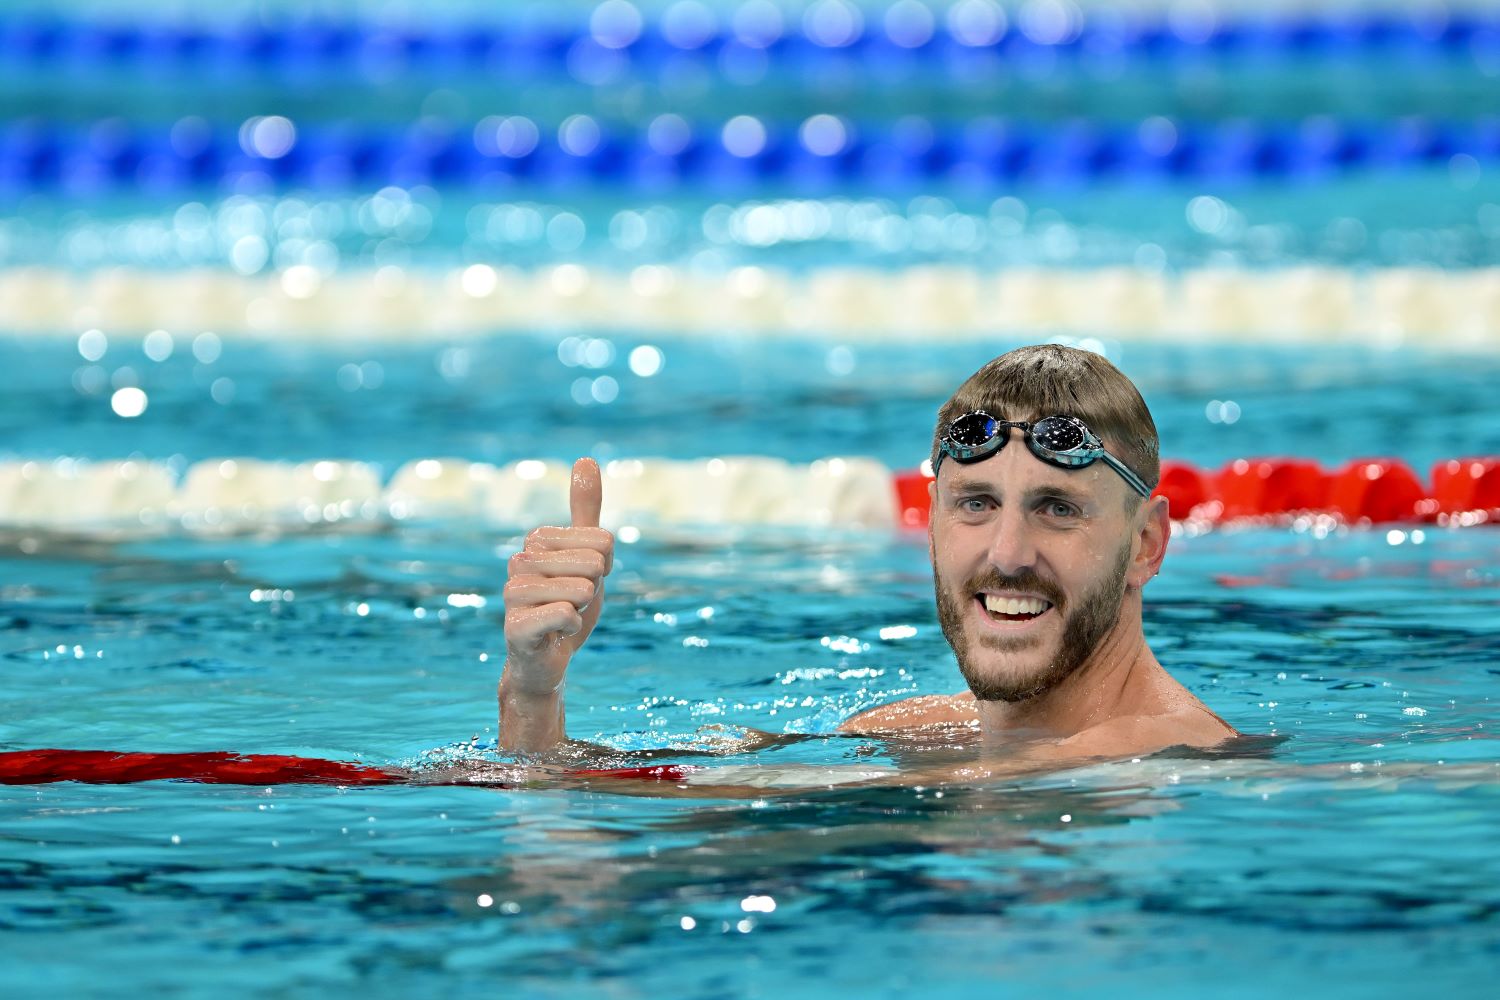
[948,412,997,448]
[1031,416,1086,453]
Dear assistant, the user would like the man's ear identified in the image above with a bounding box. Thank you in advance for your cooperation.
[1127,494,1170,589]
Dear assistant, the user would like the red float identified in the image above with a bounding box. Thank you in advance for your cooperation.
[1216,458,1328,519]
[1325,459,1428,523]
[1431,458,1500,517]
[893,468,934,528]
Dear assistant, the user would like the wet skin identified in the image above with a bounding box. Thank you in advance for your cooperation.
[499,448,1235,764]
[840,430,1236,758]
[499,458,611,752]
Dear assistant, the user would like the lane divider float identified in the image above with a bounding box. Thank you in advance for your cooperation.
[0,748,871,790]
[4,115,1497,194]
[0,456,899,531]
[900,456,1500,527]
[2,7,1493,80]
[6,264,1500,345]
[0,748,692,786]
[2,454,1496,533]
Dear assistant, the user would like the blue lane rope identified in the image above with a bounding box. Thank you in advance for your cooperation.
[2,116,1495,193]
[0,10,1497,79]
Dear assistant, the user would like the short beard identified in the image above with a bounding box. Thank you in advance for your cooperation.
[934,542,1131,703]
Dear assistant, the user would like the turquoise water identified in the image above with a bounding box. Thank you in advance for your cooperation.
[4,333,1499,471]
[8,173,1500,271]
[12,54,1498,124]
[2,337,1498,997]
[5,1,1500,993]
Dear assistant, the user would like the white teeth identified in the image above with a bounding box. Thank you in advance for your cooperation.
[984,595,1048,616]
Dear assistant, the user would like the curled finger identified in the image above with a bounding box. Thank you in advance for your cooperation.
[524,526,615,573]
[508,549,607,581]
[504,601,585,649]
[503,576,598,612]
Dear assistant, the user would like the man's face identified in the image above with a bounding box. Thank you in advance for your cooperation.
[931,431,1138,703]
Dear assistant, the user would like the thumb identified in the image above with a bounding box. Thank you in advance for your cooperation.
[570,457,602,528]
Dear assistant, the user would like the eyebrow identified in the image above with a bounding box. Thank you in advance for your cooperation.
[944,476,994,496]
[945,476,1093,506]
[1024,483,1092,506]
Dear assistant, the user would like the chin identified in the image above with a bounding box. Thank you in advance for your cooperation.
[957,644,1071,703]
[943,594,1072,702]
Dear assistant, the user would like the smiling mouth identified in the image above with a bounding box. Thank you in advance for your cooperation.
[977,594,1054,623]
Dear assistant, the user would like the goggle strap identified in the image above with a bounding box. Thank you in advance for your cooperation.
[1100,452,1152,498]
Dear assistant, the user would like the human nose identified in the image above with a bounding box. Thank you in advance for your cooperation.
[984,504,1038,576]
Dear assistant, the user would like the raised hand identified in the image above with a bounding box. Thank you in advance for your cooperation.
[498,458,614,751]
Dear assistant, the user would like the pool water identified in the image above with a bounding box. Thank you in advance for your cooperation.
[6,0,1500,989]
[9,172,1500,273]
[2,336,1498,997]
[6,333,1500,469]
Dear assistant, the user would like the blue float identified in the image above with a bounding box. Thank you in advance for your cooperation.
[2,10,1497,79]
[1,116,1493,194]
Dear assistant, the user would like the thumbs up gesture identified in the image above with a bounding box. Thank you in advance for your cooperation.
[499,458,614,750]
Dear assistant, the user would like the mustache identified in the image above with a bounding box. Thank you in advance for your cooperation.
[961,568,1066,610]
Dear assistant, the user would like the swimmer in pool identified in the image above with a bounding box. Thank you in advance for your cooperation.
[499,344,1238,766]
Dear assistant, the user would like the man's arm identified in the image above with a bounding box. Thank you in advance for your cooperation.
[499,458,613,752]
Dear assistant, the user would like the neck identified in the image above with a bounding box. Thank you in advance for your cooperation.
[972,602,1159,740]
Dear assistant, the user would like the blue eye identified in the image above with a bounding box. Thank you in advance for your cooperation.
[1043,500,1078,518]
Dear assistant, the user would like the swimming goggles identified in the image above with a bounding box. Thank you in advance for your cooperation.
[934,411,1152,498]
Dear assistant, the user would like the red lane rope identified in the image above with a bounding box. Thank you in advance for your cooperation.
[0,750,695,786]
[895,456,1500,527]
[0,749,408,786]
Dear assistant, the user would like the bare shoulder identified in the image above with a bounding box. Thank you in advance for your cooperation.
[1057,706,1238,760]
[838,692,979,734]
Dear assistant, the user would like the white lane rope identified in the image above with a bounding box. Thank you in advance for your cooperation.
[0,456,900,533]
[2,264,1499,348]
